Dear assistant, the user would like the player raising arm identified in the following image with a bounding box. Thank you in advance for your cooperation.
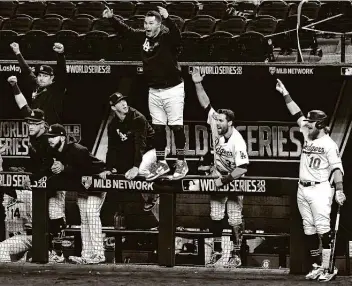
[191,68,249,268]
[276,79,346,282]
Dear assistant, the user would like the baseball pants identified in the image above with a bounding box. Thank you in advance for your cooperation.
[210,195,244,227]
[48,191,66,220]
[76,193,106,258]
[139,149,158,204]
[148,82,185,125]
[0,234,32,262]
[297,181,334,235]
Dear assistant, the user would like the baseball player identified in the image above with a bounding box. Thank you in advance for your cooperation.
[7,78,66,263]
[276,79,346,282]
[98,92,159,211]
[192,69,249,268]
[103,6,189,181]
[10,42,67,125]
[44,124,107,264]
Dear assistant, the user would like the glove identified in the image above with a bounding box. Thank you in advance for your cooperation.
[335,190,346,205]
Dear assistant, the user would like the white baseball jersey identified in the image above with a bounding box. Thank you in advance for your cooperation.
[299,121,344,182]
[207,107,249,173]
[3,190,32,236]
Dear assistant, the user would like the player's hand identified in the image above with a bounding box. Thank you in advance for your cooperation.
[157,6,169,19]
[191,67,205,83]
[23,176,32,190]
[102,6,113,18]
[10,42,20,55]
[125,166,139,180]
[51,160,64,174]
[53,42,64,54]
[7,75,18,86]
[335,190,346,205]
[99,170,112,180]
[214,177,223,188]
[0,142,8,155]
[276,79,289,96]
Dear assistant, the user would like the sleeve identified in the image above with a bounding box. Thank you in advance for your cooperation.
[327,143,344,175]
[234,135,249,167]
[206,105,216,125]
[19,105,32,119]
[54,52,67,92]
[108,16,144,35]
[16,53,36,85]
[163,17,181,46]
[105,124,117,170]
[133,117,148,168]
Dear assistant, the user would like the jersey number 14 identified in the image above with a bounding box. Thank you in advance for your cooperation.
[309,157,321,169]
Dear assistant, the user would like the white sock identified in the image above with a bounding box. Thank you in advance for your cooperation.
[322,248,331,269]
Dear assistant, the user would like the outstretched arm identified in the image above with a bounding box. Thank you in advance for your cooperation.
[7,76,28,111]
[10,42,36,85]
[191,68,210,109]
[158,6,181,46]
[276,79,305,125]
[53,43,67,90]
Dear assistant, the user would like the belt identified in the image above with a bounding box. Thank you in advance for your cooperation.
[299,180,322,187]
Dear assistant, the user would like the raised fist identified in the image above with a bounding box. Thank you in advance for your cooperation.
[7,75,17,86]
[102,7,113,18]
[10,42,20,55]
[53,42,64,53]
[157,6,169,19]
[276,79,289,96]
[191,67,205,83]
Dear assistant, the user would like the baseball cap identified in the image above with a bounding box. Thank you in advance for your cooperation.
[109,92,128,106]
[44,123,67,137]
[25,109,45,123]
[303,110,327,122]
[38,65,54,76]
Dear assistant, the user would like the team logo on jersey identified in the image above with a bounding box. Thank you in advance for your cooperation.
[64,124,81,143]
[116,129,128,141]
[240,151,247,159]
[269,67,276,75]
[81,176,93,190]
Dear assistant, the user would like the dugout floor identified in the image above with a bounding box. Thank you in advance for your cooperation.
[0,264,351,285]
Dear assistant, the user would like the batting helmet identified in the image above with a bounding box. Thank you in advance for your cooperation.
[304,110,328,129]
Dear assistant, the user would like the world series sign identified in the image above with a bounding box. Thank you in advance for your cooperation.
[0,173,47,188]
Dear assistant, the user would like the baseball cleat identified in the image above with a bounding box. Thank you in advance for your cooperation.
[318,267,338,282]
[68,256,88,264]
[305,263,324,280]
[206,251,223,268]
[48,251,65,264]
[172,160,189,180]
[146,161,170,181]
[85,254,105,264]
[224,254,242,268]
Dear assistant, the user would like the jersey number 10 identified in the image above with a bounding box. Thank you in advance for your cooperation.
[309,157,321,169]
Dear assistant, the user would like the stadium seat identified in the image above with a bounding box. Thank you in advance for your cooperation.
[1,15,33,34]
[166,1,198,20]
[0,1,18,19]
[15,1,47,19]
[246,15,278,36]
[168,15,185,32]
[201,31,236,61]
[257,0,290,20]
[117,32,145,60]
[105,34,124,60]
[62,15,94,34]
[183,15,216,36]
[31,15,63,34]
[106,1,136,19]
[20,30,54,60]
[45,1,76,18]
[0,16,4,30]
[134,1,166,16]
[197,1,229,19]
[289,0,321,21]
[0,30,19,59]
[228,1,258,18]
[179,31,202,61]
[92,17,123,35]
[74,1,106,18]
[80,30,109,60]
[234,31,274,62]
[54,30,80,60]
[125,15,145,30]
[214,16,246,36]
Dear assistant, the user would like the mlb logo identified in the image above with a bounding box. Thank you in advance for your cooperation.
[182,179,200,192]
[269,67,276,75]
[341,67,352,76]
[81,176,93,190]
[137,66,143,74]
[64,124,81,143]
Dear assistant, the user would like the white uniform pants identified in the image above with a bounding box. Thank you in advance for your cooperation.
[0,234,32,262]
[210,195,244,227]
[297,181,334,235]
[77,193,106,258]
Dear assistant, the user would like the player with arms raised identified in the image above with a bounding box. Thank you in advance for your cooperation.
[276,79,346,282]
[191,68,249,268]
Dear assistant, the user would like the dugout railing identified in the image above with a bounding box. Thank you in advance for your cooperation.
[0,171,350,274]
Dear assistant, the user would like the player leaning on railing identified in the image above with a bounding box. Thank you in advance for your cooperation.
[9,42,67,125]
[191,68,249,268]
[276,79,346,282]
[103,5,189,181]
